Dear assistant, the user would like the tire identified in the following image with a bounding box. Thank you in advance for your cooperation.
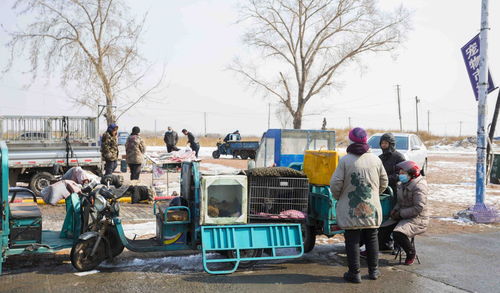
[105,226,125,257]
[240,151,249,160]
[212,150,220,159]
[249,152,256,160]
[302,224,316,253]
[421,158,428,176]
[227,249,263,269]
[70,237,107,271]
[29,171,55,195]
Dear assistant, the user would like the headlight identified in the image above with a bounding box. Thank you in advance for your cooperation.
[94,194,108,212]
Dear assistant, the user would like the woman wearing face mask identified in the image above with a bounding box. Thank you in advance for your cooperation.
[377,160,429,265]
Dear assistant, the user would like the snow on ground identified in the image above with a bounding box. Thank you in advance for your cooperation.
[147,146,217,158]
[199,162,241,175]
[428,145,475,154]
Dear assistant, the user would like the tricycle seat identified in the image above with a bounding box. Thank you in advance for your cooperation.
[10,202,42,219]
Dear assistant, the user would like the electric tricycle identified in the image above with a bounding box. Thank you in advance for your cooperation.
[71,161,304,274]
[0,141,90,274]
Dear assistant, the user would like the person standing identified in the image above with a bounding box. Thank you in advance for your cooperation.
[101,123,119,176]
[377,133,405,250]
[125,126,146,180]
[330,127,388,283]
[182,129,199,158]
[378,160,429,265]
[163,126,180,153]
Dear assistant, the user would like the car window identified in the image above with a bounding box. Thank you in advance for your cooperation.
[368,135,408,150]
[410,136,420,148]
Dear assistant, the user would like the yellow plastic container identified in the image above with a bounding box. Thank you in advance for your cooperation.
[303,150,339,185]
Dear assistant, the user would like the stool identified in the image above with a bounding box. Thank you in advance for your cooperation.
[394,237,421,264]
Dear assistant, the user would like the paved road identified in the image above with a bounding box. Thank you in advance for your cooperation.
[2,231,499,293]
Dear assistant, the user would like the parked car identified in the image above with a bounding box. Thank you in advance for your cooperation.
[117,132,129,145]
[367,133,428,175]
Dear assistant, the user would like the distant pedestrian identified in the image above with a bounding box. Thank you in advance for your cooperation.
[101,123,119,176]
[330,127,388,283]
[182,129,199,158]
[163,126,180,153]
[378,160,429,266]
[377,133,405,250]
[125,126,146,180]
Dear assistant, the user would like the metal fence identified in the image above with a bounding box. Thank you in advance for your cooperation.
[0,116,97,143]
[248,176,309,219]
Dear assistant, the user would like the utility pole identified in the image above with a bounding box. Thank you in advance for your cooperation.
[459,121,463,137]
[415,96,420,132]
[204,112,207,136]
[473,0,496,222]
[396,85,403,131]
[154,120,157,137]
[427,110,430,134]
[348,117,352,129]
[267,103,271,129]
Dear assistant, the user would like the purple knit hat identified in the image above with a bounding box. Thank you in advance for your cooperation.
[348,127,367,144]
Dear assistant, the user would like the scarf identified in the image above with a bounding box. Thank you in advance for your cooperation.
[347,143,370,155]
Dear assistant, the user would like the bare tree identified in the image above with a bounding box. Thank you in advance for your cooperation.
[232,0,410,129]
[4,0,162,124]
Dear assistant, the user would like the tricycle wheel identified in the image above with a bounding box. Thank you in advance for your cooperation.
[240,151,249,160]
[227,249,263,269]
[249,152,256,160]
[212,150,220,159]
[106,226,125,257]
[302,224,316,253]
[70,237,107,271]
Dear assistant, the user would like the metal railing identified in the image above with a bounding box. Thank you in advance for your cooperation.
[0,116,98,143]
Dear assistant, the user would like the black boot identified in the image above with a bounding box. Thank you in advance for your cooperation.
[343,271,361,283]
[368,267,381,280]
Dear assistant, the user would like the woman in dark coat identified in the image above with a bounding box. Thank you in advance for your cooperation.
[378,133,405,250]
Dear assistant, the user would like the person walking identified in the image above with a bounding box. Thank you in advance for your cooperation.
[163,126,180,153]
[125,126,146,180]
[377,133,405,250]
[378,160,429,265]
[330,127,388,283]
[101,123,119,176]
[182,129,199,158]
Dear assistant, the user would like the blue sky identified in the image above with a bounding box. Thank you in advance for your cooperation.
[1,0,500,137]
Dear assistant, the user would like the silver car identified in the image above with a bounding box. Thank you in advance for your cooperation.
[367,133,428,175]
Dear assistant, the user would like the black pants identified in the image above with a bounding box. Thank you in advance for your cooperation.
[378,223,397,250]
[344,228,378,274]
[191,143,200,158]
[104,160,117,176]
[167,145,179,153]
[379,223,415,256]
[128,163,142,180]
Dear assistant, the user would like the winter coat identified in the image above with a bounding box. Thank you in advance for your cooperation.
[381,176,429,238]
[125,134,146,164]
[164,131,178,146]
[378,133,406,194]
[101,131,119,161]
[330,152,389,230]
[186,132,197,147]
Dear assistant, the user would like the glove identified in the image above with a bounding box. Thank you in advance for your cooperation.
[391,210,401,221]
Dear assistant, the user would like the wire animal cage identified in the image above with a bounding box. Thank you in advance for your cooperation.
[248,176,309,220]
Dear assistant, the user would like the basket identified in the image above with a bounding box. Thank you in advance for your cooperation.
[303,150,339,185]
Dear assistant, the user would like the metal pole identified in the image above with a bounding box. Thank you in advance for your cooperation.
[427,110,430,134]
[204,112,207,136]
[473,0,496,222]
[397,85,403,131]
[348,117,351,129]
[459,121,463,137]
[415,96,420,132]
[154,120,157,137]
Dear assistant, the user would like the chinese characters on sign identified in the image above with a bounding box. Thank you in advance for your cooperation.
[461,34,495,100]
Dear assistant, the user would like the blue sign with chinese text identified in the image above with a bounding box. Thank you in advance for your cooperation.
[461,34,495,100]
